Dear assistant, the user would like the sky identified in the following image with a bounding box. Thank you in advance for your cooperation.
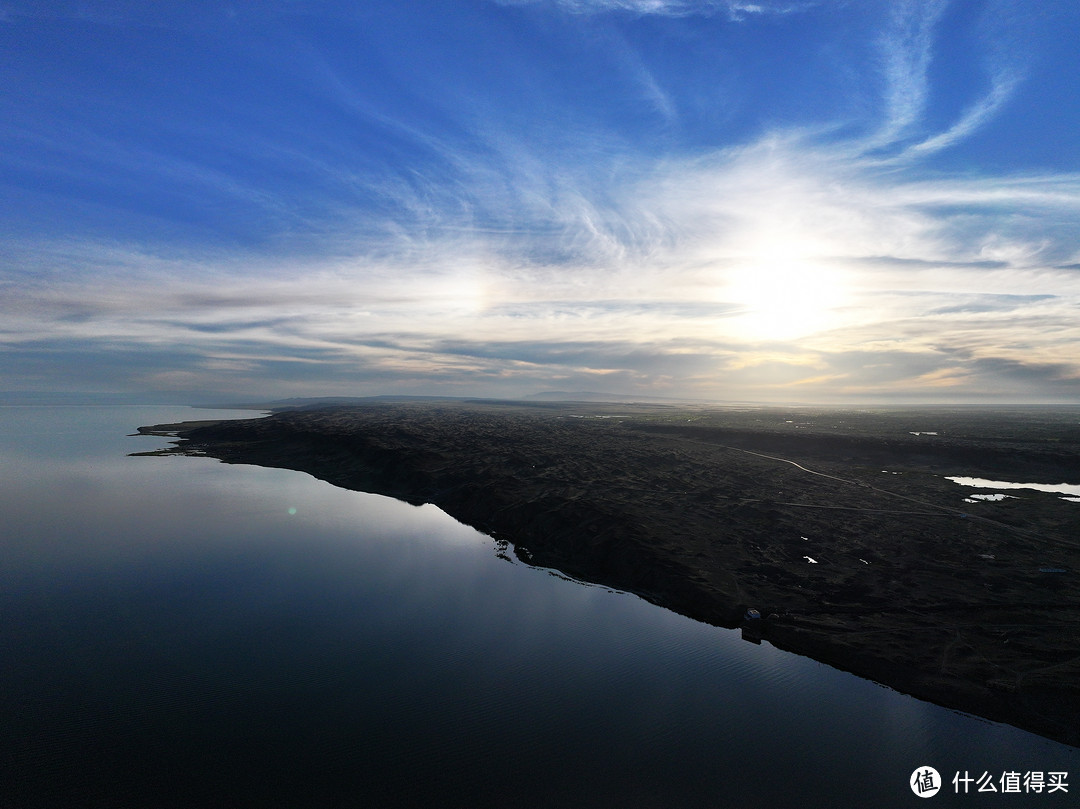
[2,0,1080,405]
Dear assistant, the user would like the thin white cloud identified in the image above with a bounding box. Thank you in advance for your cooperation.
[491,0,812,18]
[862,0,1024,162]
[865,0,948,149]
[901,70,1021,158]
[621,48,679,126]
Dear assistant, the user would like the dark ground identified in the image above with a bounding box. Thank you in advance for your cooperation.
[137,400,1080,747]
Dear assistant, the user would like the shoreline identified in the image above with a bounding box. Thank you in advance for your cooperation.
[136,400,1080,747]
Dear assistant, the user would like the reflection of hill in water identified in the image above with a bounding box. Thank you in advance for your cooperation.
[141,401,1080,746]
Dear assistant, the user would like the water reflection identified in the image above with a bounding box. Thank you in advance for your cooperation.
[2,407,1076,808]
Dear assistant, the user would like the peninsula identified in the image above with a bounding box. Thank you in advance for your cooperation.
[138,399,1080,746]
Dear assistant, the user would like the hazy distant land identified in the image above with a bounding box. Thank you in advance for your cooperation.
[138,400,1080,746]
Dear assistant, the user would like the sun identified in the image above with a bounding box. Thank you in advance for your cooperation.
[720,237,849,341]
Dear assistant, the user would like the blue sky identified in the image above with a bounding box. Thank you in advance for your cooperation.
[3,0,1080,403]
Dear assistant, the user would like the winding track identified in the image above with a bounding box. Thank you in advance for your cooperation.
[654,432,1080,550]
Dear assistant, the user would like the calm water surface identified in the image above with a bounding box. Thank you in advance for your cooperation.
[2,407,1077,808]
[947,476,1080,499]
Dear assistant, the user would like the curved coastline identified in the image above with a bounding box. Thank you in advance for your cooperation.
[137,400,1080,746]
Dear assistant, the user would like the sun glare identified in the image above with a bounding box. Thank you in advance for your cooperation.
[721,237,848,341]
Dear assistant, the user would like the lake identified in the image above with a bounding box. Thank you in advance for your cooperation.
[947,476,1080,500]
[2,406,1076,807]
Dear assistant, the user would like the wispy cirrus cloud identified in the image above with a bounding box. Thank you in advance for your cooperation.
[491,0,814,18]
[868,0,948,148]
[901,69,1020,158]
[2,0,1079,403]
